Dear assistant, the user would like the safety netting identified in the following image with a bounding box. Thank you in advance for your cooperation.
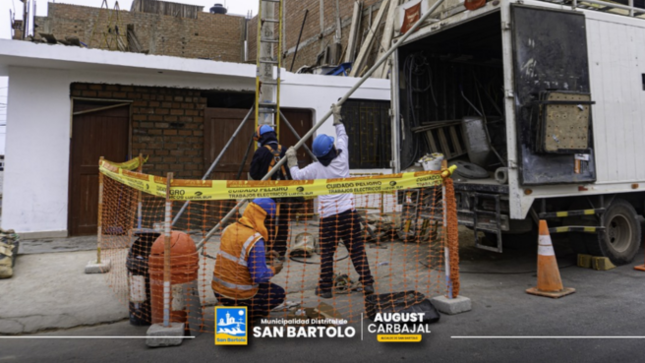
[97,157,459,333]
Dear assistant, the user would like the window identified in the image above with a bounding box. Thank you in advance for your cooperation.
[341,100,392,169]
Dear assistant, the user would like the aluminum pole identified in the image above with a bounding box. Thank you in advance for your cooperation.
[280,111,318,161]
[172,107,254,225]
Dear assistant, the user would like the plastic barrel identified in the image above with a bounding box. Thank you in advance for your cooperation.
[149,231,199,325]
[126,230,160,326]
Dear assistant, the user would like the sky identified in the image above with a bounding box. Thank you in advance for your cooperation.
[0,0,260,154]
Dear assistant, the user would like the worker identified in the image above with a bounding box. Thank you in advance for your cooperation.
[212,198,285,320]
[285,105,375,299]
[250,125,293,259]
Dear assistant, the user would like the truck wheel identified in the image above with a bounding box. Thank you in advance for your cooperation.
[595,199,640,265]
[570,199,640,265]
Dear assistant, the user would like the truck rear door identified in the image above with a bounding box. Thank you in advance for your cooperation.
[511,5,597,185]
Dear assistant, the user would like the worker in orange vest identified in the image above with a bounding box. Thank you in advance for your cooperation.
[212,198,285,320]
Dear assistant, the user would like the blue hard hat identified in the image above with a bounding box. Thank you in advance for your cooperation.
[253,198,276,218]
[258,125,274,136]
[312,134,335,158]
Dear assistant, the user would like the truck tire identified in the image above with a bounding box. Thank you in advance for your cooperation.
[596,199,640,265]
[570,199,640,265]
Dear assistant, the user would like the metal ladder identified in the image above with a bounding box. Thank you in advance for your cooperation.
[255,0,284,132]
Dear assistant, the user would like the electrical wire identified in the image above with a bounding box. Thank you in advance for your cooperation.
[403,52,438,169]
[459,84,483,117]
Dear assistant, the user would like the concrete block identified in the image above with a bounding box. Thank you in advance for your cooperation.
[592,257,616,271]
[84,259,111,274]
[577,254,592,268]
[146,323,186,348]
[430,295,472,315]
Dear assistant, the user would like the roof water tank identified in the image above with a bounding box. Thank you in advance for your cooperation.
[210,4,227,14]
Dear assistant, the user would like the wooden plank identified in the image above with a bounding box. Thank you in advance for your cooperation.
[449,125,462,155]
[349,0,390,77]
[425,130,438,153]
[344,1,362,63]
[437,128,451,159]
[375,0,399,78]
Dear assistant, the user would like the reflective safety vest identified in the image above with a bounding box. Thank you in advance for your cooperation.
[264,144,288,180]
[212,223,263,300]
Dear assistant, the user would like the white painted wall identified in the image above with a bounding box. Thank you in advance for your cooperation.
[0,77,6,155]
[3,68,72,235]
[0,45,389,235]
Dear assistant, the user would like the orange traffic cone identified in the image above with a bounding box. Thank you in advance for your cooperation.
[526,220,575,298]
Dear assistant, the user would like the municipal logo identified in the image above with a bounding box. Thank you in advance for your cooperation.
[215,307,248,345]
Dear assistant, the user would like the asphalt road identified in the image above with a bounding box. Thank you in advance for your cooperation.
[2,238,644,362]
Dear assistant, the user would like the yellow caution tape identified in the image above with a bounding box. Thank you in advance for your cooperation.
[108,156,148,171]
[100,159,447,201]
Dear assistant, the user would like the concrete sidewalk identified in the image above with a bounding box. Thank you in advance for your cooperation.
[0,250,128,334]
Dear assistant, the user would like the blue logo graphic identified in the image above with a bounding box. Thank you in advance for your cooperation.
[215,307,248,345]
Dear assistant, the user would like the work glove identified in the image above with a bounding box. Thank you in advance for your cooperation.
[267,251,284,275]
[332,104,343,126]
[273,262,284,276]
[286,146,298,168]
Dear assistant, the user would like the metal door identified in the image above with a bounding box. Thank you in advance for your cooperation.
[512,5,596,185]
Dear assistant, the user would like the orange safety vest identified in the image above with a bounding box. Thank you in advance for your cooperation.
[264,144,288,180]
[212,203,270,300]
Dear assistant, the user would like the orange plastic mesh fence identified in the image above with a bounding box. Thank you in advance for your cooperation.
[99,163,459,332]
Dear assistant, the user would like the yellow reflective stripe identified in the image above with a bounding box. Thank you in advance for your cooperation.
[555,227,569,233]
[556,211,568,217]
[212,275,257,291]
[239,233,262,262]
[583,227,596,232]
[218,250,247,267]
[584,210,595,215]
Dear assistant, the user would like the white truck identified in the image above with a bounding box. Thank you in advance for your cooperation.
[390,0,645,264]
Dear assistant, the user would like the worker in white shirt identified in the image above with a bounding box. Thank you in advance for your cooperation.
[285,104,375,299]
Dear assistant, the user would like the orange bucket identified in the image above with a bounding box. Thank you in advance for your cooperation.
[148,231,199,325]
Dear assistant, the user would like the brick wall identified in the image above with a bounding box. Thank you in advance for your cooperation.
[12,20,23,40]
[71,83,206,179]
[36,3,246,63]
[250,0,463,72]
[247,0,386,71]
[248,0,385,71]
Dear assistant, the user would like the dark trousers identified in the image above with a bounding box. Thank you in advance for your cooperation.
[215,283,286,321]
[318,209,374,292]
[266,202,290,258]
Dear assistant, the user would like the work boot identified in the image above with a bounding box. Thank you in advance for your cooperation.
[363,285,375,295]
[315,287,332,299]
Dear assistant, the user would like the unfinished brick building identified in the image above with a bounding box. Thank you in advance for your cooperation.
[248,0,387,72]
[31,1,247,63]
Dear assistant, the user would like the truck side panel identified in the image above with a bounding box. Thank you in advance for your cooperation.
[586,13,645,184]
